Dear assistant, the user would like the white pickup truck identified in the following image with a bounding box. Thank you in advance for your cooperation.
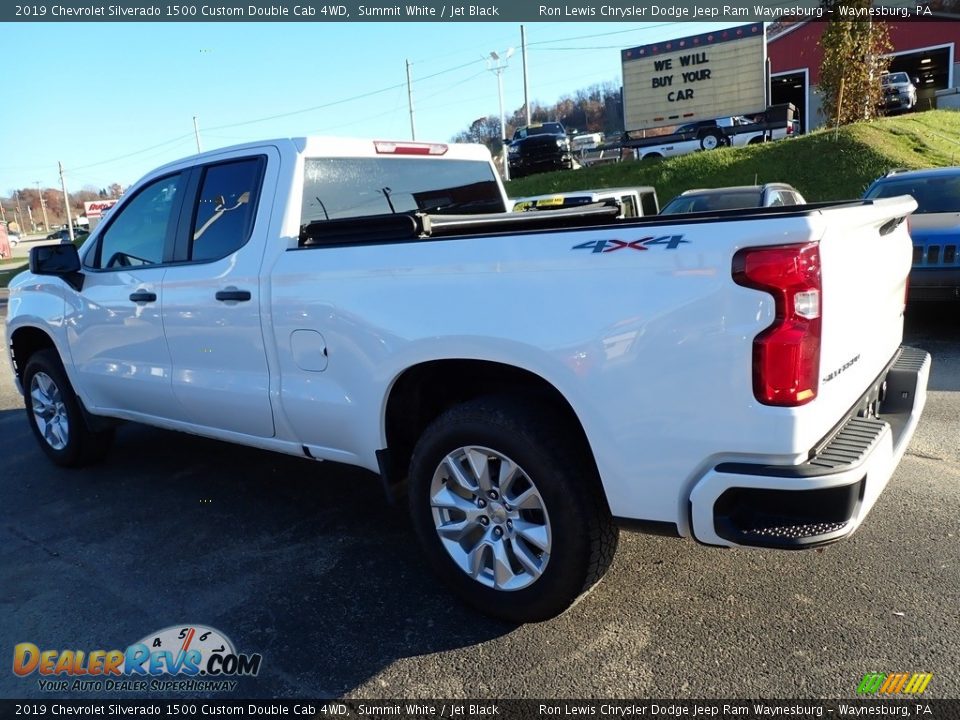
[5,137,929,622]
[632,115,798,161]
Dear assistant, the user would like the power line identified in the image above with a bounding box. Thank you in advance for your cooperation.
[203,83,408,132]
[67,133,195,171]
[526,22,684,47]
[535,45,647,52]
[419,70,489,103]
[205,59,485,134]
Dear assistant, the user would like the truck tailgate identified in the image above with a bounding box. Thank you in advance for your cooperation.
[809,196,916,437]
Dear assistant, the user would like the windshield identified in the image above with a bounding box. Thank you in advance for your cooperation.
[301,157,505,224]
[882,73,910,85]
[660,190,763,214]
[864,175,960,213]
[513,123,564,140]
[676,120,716,134]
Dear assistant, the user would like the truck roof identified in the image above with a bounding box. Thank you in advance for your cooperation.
[150,136,495,176]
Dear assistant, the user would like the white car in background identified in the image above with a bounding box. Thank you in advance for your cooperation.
[660,183,807,214]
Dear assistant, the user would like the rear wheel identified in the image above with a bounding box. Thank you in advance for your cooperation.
[23,349,114,467]
[700,130,725,150]
[408,396,618,623]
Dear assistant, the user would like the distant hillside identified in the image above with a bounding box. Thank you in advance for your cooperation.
[506,110,960,204]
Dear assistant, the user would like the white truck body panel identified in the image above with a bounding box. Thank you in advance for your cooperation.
[6,137,926,551]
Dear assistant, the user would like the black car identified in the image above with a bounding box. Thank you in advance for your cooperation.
[46,227,89,241]
[507,122,573,179]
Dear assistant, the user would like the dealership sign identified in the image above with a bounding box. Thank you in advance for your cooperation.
[621,23,767,131]
[84,199,119,218]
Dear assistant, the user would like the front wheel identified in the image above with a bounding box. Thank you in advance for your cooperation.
[23,349,114,467]
[408,396,618,623]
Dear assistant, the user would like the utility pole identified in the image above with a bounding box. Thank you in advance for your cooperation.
[405,59,417,141]
[14,190,25,233]
[36,180,50,231]
[487,48,514,182]
[59,162,75,243]
[521,25,531,126]
[193,116,203,153]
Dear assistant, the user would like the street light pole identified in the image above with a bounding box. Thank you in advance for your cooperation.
[521,25,531,126]
[406,59,417,141]
[487,48,514,182]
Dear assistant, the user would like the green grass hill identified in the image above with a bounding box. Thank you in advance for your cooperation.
[506,110,960,205]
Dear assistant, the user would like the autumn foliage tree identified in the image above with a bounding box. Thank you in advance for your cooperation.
[450,81,623,155]
[818,2,892,125]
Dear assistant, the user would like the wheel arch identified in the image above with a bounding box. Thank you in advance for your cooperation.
[9,325,59,388]
[381,359,600,491]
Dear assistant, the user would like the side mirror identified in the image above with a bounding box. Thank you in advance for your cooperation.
[29,243,83,290]
[913,77,920,86]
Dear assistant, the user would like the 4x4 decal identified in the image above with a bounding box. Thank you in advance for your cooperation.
[572,235,689,253]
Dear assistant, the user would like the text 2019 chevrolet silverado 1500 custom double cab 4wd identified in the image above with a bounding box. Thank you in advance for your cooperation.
[6,137,929,622]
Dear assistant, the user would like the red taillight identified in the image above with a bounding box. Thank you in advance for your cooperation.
[733,243,822,406]
[374,141,448,155]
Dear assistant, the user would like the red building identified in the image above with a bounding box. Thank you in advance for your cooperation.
[767,19,960,131]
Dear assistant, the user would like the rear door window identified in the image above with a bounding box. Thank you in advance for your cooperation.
[190,157,264,262]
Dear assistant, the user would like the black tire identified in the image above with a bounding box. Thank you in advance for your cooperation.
[408,396,618,623]
[23,349,114,467]
[641,152,663,162]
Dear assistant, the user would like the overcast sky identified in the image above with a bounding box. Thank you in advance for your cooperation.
[0,21,738,194]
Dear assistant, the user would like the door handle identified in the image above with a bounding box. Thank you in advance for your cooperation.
[215,288,252,302]
[129,291,157,303]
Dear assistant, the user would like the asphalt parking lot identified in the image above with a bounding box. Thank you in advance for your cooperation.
[0,301,957,700]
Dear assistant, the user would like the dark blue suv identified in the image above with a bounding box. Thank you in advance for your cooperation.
[864,167,960,301]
